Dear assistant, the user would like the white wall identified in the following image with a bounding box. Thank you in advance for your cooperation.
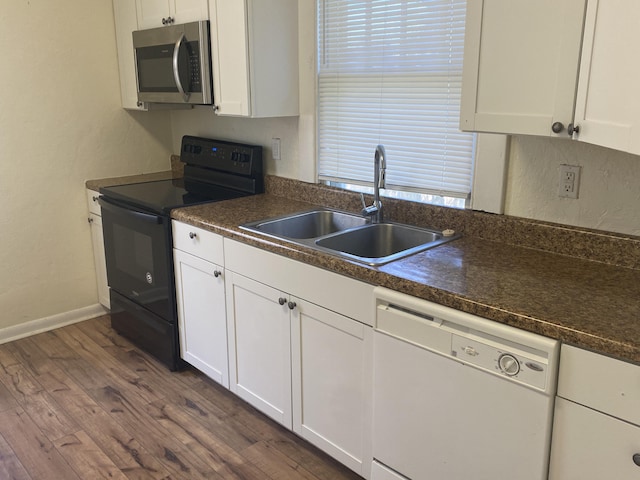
[0,0,172,330]
[170,1,317,182]
[505,136,640,236]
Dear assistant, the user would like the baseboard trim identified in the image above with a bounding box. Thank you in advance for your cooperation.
[0,304,108,345]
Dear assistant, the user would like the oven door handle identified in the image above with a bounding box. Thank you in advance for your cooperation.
[98,196,163,225]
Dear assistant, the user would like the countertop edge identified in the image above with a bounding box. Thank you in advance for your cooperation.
[170,205,640,366]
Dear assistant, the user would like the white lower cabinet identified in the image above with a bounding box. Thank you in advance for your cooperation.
[549,345,640,479]
[225,271,292,427]
[224,238,374,478]
[291,299,373,476]
[86,189,110,309]
[174,249,228,386]
[550,397,640,479]
[173,221,228,387]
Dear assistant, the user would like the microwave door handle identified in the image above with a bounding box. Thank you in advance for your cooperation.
[172,33,190,103]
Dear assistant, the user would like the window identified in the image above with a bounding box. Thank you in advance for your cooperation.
[317,0,475,206]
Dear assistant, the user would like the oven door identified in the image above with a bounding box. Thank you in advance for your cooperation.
[98,196,173,322]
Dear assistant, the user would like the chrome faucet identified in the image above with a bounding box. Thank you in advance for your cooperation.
[361,145,386,223]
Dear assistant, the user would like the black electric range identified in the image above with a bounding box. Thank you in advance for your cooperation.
[98,136,263,370]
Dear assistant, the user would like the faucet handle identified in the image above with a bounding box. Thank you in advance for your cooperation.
[359,192,367,209]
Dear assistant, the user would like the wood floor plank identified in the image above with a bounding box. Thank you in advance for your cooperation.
[40,377,171,480]
[53,325,165,406]
[89,384,226,480]
[0,378,19,413]
[0,431,32,480]
[0,362,79,441]
[53,430,128,480]
[241,440,321,480]
[0,408,81,480]
[0,317,364,480]
[3,337,59,377]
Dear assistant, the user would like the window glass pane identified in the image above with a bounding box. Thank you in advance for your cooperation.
[318,0,475,199]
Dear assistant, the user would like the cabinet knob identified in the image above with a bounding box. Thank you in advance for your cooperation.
[188,232,197,239]
[551,122,565,134]
[278,297,287,305]
[162,16,174,25]
[137,101,143,108]
[567,123,580,136]
[288,301,297,310]
[92,196,99,202]
[633,453,640,467]
[87,217,93,224]
[213,270,222,278]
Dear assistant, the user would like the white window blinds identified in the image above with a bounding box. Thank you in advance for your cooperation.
[318,0,475,199]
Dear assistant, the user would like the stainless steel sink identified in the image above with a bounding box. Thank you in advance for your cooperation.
[240,208,459,266]
[241,209,369,239]
[315,223,447,264]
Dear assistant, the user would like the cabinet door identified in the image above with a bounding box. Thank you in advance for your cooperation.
[208,0,299,117]
[113,0,147,110]
[291,300,373,477]
[174,249,228,387]
[136,0,171,29]
[170,0,209,24]
[225,271,292,428]
[460,0,586,137]
[573,0,640,155]
[89,213,110,309]
[209,0,251,116]
[549,397,640,479]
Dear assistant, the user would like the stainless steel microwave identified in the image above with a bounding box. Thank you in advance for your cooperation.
[133,21,213,105]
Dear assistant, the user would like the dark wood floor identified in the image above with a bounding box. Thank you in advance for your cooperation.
[0,315,363,480]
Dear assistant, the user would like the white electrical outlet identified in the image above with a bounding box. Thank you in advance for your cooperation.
[271,138,281,161]
[558,164,581,199]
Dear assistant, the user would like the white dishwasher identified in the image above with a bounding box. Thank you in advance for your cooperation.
[372,287,559,480]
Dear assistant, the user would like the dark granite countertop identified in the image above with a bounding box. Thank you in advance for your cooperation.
[171,192,640,365]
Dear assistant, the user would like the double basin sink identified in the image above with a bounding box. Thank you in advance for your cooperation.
[241,208,459,266]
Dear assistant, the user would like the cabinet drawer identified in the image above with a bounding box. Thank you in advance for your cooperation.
[172,221,223,265]
[86,189,101,216]
[558,344,640,425]
[549,397,640,479]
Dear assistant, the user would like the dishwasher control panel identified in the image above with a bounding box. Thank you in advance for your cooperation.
[374,286,559,395]
[451,335,549,391]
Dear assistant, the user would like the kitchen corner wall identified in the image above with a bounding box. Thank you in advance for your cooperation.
[505,136,640,236]
[0,0,172,331]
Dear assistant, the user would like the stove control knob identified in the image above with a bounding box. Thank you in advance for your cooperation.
[498,354,520,376]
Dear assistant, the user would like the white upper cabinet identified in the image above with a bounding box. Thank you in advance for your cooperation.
[208,0,299,117]
[460,0,586,138]
[572,0,640,155]
[136,0,209,29]
[113,0,147,110]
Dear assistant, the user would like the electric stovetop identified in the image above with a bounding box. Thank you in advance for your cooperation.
[100,136,264,215]
[100,177,250,214]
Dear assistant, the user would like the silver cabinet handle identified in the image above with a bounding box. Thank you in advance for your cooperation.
[278,297,287,305]
[213,270,222,278]
[288,301,297,310]
[188,232,197,239]
[172,33,190,102]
